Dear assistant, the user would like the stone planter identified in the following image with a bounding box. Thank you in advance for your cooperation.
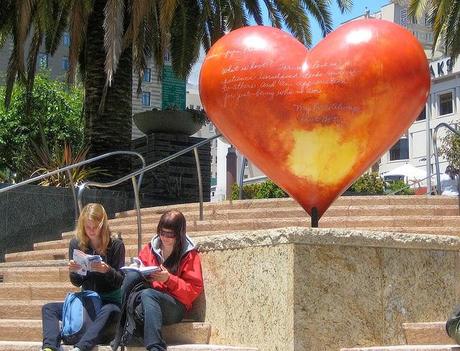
[133,110,202,136]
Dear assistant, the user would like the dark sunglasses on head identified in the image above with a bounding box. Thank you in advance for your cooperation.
[159,230,176,238]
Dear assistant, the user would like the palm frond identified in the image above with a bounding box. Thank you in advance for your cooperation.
[160,0,179,34]
[261,0,283,28]
[25,28,42,115]
[300,0,333,38]
[170,0,201,79]
[223,0,248,29]
[244,0,263,25]
[408,0,432,21]
[273,0,311,46]
[15,0,34,82]
[68,0,92,84]
[148,1,166,76]
[335,0,353,13]
[130,0,152,93]
[0,0,15,35]
[5,41,19,109]
[103,0,125,86]
[443,0,460,59]
[44,0,70,54]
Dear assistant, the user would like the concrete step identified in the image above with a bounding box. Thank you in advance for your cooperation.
[56,216,460,242]
[107,205,460,226]
[0,300,53,319]
[403,322,453,345]
[0,267,67,283]
[0,319,211,344]
[0,283,76,300]
[0,260,67,269]
[115,196,459,218]
[341,345,460,350]
[0,342,257,351]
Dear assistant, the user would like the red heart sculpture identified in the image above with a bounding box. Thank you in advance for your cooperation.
[199,20,430,219]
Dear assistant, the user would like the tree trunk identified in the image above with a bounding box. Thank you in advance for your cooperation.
[84,0,133,185]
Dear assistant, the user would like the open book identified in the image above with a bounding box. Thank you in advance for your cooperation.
[121,257,161,275]
[72,249,102,276]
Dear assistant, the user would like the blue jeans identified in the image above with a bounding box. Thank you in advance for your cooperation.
[140,288,185,351]
[42,301,120,351]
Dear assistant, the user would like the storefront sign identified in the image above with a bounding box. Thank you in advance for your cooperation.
[430,57,453,78]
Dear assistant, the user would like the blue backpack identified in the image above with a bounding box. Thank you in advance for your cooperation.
[61,290,102,345]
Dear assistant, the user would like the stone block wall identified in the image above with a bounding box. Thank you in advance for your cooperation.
[0,184,138,261]
[194,228,460,351]
[132,132,211,206]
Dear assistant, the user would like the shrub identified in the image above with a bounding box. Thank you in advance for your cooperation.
[231,180,288,200]
[439,132,460,172]
[348,172,385,194]
[385,180,415,195]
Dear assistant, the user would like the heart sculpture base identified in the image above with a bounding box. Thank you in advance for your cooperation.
[199,20,430,220]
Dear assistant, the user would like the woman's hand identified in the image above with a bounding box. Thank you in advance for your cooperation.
[150,265,170,283]
[68,259,81,273]
[90,261,111,273]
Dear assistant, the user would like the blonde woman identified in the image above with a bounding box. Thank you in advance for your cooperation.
[41,203,125,351]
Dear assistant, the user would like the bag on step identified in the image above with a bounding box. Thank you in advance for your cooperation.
[446,304,460,343]
[61,290,102,345]
[111,272,149,351]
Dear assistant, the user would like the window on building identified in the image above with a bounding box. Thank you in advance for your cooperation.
[143,68,151,82]
[141,92,151,107]
[389,138,409,161]
[164,50,171,63]
[439,92,453,116]
[63,32,70,47]
[416,107,426,121]
[62,56,69,70]
[38,53,48,69]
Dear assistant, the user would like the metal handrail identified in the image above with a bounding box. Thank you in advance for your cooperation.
[77,133,221,254]
[432,122,460,194]
[385,173,435,195]
[0,151,146,222]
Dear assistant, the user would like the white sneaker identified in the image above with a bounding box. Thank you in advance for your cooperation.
[70,348,81,351]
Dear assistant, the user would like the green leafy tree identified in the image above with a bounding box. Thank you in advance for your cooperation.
[439,133,460,171]
[0,0,352,181]
[0,72,84,180]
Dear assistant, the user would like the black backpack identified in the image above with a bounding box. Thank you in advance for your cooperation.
[111,272,149,351]
[446,305,460,343]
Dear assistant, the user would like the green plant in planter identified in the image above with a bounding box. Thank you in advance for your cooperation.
[162,105,209,126]
[133,106,209,135]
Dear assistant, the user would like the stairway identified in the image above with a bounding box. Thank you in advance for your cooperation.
[0,195,459,351]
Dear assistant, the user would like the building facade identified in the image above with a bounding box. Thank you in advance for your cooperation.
[359,2,457,190]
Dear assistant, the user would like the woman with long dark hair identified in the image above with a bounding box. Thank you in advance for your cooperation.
[120,209,203,351]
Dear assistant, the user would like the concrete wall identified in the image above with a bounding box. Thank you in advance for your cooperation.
[194,228,460,351]
[0,184,137,261]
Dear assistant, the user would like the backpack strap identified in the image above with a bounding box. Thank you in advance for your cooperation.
[111,271,148,351]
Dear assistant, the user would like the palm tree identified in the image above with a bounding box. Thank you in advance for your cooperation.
[406,0,460,59]
[0,0,352,181]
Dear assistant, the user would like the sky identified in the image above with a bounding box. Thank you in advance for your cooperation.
[187,0,390,85]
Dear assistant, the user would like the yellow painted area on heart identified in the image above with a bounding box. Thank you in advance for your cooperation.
[287,128,359,185]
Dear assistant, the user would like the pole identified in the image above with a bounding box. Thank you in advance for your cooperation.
[311,207,319,228]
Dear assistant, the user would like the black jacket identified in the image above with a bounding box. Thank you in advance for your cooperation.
[68,237,125,294]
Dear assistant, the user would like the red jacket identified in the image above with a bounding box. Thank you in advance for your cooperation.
[138,239,204,311]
